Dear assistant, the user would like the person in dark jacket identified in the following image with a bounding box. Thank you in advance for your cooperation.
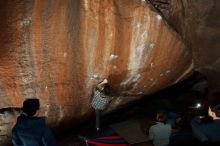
[12,98,58,146]
[191,103,220,145]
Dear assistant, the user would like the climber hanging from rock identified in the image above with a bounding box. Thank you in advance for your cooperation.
[91,78,113,131]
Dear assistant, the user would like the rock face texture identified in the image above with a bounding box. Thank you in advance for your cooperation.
[149,0,220,92]
[0,0,192,145]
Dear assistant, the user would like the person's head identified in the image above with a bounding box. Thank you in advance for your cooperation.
[176,116,183,124]
[208,104,220,120]
[102,84,112,95]
[22,98,40,117]
[156,111,168,124]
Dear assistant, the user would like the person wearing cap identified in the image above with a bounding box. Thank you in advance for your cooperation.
[12,98,58,146]
[191,103,220,145]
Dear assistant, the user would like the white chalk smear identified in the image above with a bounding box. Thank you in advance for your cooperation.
[45,86,48,91]
[150,63,154,68]
[21,18,32,26]
[108,54,118,61]
[90,74,102,81]
[132,74,141,82]
[136,22,142,28]
[149,43,155,49]
[156,14,162,21]
[166,70,171,74]
[64,52,67,58]
[149,78,154,81]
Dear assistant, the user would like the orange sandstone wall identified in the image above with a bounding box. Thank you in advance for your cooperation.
[0,0,192,145]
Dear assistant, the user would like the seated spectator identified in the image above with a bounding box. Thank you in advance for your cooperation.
[149,111,171,146]
[166,111,179,128]
[12,98,58,146]
[172,114,192,131]
[170,114,195,146]
[191,103,220,145]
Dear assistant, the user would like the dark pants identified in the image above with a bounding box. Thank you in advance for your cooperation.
[95,109,101,131]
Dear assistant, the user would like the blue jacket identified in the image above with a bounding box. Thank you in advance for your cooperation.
[191,117,220,143]
[12,114,58,146]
